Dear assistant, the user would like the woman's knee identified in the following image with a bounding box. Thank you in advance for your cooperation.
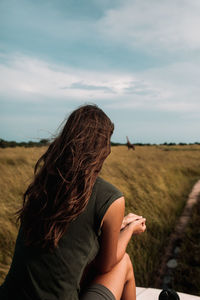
[123,253,134,279]
[123,253,132,267]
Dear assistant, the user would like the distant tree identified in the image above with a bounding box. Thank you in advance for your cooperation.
[39,139,49,145]
[8,141,17,148]
[179,142,187,146]
[0,139,6,148]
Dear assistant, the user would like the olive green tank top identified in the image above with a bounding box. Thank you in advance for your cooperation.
[0,177,122,300]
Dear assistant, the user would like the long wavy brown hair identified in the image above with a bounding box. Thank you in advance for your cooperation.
[18,105,114,249]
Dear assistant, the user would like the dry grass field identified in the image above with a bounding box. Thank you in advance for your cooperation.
[0,145,200,290]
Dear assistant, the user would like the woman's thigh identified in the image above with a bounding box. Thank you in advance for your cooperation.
[80,283,115,300]
[81,253,133,300]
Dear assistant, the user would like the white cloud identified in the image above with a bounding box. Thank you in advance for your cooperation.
[105,60,200,113]
[141,61,200,112]
[0,53,143,102]
[98,0,200,52]
[0,53,200,115]
[0,54,120,101]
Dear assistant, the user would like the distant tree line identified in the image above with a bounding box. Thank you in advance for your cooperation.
[0,138,50,148]
[111,141,200,146]
[160,142,200,146]
[0,139,199,148]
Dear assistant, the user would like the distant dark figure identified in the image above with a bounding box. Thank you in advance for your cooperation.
[126,136,135,150]
[159,289,180,300]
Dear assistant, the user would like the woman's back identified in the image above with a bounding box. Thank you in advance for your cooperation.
[0,177,122,300]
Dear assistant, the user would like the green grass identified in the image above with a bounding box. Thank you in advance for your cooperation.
[0,145,200,290]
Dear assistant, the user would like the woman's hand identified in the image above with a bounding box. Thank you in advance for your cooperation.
[120,213,143,230]
[128,217,146,235]
[121,213,146,235]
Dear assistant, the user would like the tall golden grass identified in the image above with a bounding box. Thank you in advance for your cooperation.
[0,145,200,287]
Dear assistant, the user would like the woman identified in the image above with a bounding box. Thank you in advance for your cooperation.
[0,104,146,300]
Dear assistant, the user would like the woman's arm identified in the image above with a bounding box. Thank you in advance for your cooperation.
[95,197,146,273]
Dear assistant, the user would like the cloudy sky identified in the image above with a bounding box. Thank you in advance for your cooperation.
[1,0,200,143]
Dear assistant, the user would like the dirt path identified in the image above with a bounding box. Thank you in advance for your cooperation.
[154,179,200,288]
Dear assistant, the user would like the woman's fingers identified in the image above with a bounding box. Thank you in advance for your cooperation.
[126,213,142,219]
[121,213,143,229]
[124,213,143,223]
[121,213,146,230]
[128,218,146,235]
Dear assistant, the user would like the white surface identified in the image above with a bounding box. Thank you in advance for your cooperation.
[136,287,200,300]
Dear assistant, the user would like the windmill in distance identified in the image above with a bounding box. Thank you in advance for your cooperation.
[126,136,135,151]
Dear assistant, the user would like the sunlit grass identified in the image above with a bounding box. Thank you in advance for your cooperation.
[0,145,200,287]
